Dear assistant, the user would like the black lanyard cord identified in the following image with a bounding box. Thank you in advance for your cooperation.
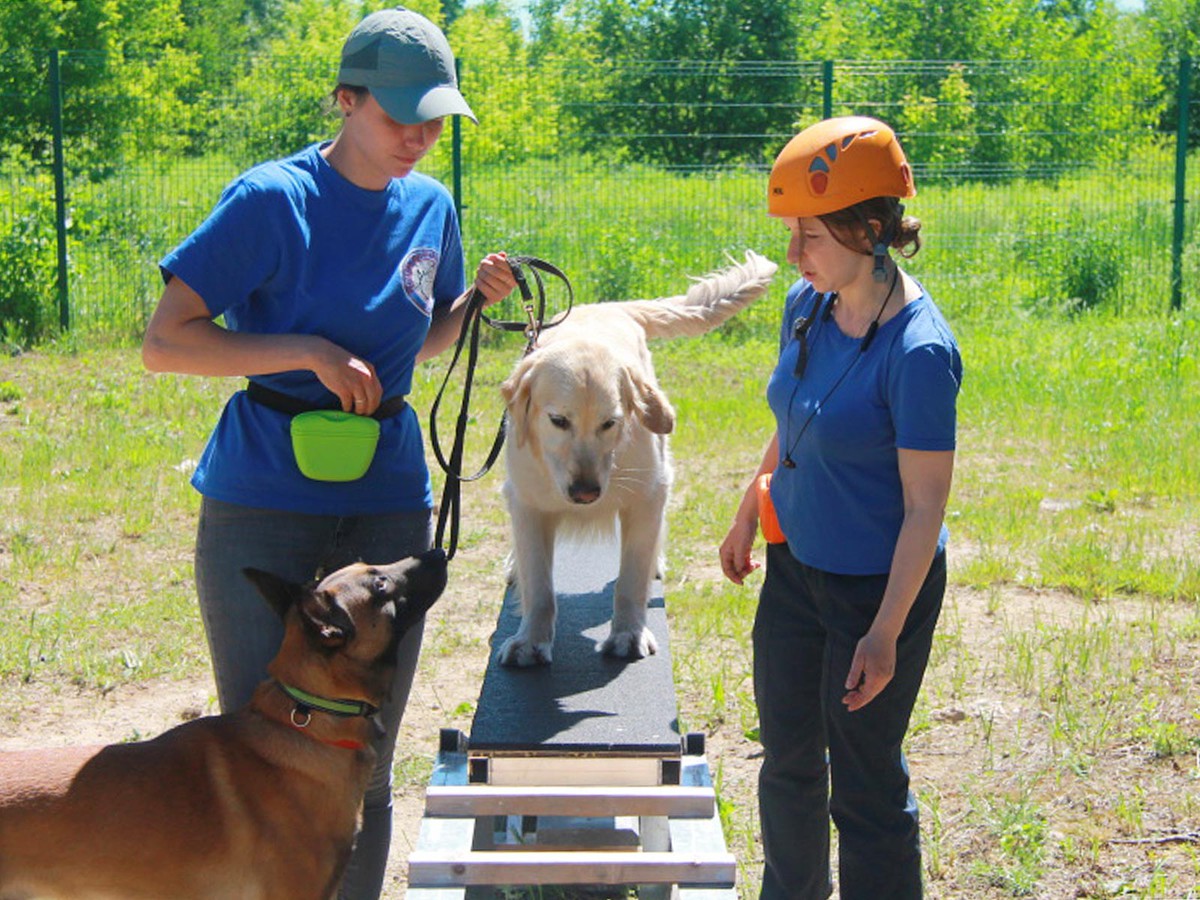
[429,256,573,560]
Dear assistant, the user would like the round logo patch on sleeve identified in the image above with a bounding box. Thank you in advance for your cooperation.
[400,247,440,317]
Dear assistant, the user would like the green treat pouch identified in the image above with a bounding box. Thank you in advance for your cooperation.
[290,410,380,482]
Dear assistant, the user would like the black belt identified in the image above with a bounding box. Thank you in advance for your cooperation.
[246,380,409,421]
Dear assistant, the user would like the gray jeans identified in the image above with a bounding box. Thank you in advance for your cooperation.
[194,496,433,900]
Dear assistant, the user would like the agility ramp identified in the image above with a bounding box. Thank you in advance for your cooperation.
[406,538,737,898]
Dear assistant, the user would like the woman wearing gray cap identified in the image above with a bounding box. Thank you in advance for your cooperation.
[143,8,513,897]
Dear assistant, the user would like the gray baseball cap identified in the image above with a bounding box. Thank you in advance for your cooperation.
[338,7,476,125]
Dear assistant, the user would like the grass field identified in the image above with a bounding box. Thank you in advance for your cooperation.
[4,143,1194,350]
[1,288,1198,896]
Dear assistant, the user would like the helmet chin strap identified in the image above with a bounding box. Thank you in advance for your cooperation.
[871,243,889,282]
[858,203,904,282]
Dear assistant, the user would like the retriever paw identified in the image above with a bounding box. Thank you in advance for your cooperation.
[600,626,658,659]
[498,634,553,667]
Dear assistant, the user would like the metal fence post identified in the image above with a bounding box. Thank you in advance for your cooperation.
[49,49,70,330]
[822,60,833,119]
[452,59,464,234]
[1171,55,1191,312]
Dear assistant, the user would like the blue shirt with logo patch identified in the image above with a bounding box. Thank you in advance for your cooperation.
[160,142,466,515]
[766,279,963,575]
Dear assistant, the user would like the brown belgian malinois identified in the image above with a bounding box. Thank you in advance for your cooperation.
[0,548,448,900]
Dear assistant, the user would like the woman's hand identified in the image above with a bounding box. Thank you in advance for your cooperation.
[719,517,760,585]
[417,252,517,363]
[473,252,517,306]
[308,341,383,415]
[719,438,779,586]
[842,627,897,712]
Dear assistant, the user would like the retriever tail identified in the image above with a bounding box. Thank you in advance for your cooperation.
[615,249,779,340]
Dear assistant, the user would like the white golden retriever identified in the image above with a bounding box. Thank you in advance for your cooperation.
[498,250,778,667]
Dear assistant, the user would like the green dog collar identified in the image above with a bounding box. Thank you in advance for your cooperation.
[277,681,378,719]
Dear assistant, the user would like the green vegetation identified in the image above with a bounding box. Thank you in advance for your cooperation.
[8,144,1190,352]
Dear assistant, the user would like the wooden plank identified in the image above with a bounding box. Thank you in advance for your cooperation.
[424,784,715,818]
[404,887,468,900]
[406,746,475,900]
[492,824,641,851]
[477,754,671,787]
[671,757,740,898]
[406,540,739,895]
[677,884,741,899]
[408,816,475,900]
[406,849,736,887]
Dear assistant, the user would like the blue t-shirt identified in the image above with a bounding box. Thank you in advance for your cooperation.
[160,143,466,515]
[766,279,963,575]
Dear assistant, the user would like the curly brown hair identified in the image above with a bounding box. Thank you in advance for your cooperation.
[819,196,922,259]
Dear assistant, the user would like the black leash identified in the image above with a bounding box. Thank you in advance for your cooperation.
[429,256,574,560]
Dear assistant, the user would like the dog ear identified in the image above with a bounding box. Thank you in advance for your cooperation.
[243,567,306,621]
[243,568,354,647]
[501,357,536,449]
[623,366,676,435]
[297,592,355,648]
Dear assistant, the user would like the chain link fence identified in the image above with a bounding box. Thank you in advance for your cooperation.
[1,52,1196,345]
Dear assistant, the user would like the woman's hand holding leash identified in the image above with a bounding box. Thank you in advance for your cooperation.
[473,251,517,306]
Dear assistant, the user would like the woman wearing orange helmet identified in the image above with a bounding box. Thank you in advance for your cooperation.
[720,117,962,898]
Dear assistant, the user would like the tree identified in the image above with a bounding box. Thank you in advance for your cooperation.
[553,0,804,165]
[1142,0,1200,144]
[224,0,359,167]
[448,2,559,163]
[0,0,196,171]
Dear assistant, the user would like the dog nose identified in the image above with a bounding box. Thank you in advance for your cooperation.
[419,547,448,568]
[401,548,449,595]
[568,481,601,504]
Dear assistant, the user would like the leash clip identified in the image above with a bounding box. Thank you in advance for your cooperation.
[523,301,540,343]
[512,262,540,342]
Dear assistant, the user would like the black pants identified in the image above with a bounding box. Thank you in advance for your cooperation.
[753,544,945,900]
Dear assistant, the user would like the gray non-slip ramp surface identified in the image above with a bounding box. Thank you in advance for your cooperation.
[468,538,680,755]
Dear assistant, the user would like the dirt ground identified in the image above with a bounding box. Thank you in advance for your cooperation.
[1,511,1197,898]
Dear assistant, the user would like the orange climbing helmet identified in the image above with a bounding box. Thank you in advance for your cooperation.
[768,116,916,218]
